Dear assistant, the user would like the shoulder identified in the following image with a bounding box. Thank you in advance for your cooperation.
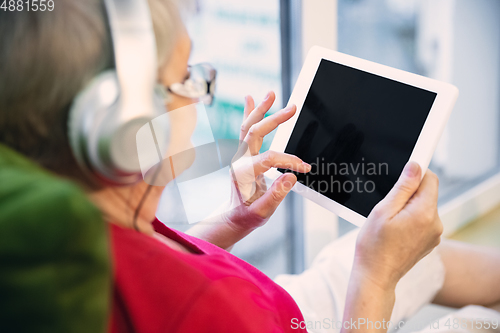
[110,225,305,333]
[172,276,286,333]
[110,223,214,310]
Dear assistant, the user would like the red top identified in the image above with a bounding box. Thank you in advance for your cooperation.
[109,219,307,333]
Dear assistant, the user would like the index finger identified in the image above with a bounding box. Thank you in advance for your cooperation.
[244,105,296,154]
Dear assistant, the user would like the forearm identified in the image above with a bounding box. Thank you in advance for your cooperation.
[490,301,500,312]
[433,239,500,307]
[185,220,251,251]
[184,200,252,251]
[341,267,396,333]
[338,166,443,332]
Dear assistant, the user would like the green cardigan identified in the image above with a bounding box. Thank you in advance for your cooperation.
[0,145,111,333]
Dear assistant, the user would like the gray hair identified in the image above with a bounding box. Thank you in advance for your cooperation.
[0,0,184,187]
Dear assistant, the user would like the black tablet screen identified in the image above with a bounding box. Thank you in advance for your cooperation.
[282,59,437,217]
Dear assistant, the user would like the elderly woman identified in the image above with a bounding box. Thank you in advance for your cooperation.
[1,0,499,332]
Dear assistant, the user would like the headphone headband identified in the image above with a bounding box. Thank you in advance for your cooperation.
[103,0,158,118]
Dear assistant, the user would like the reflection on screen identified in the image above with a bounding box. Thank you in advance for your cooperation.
[282,59,437,217]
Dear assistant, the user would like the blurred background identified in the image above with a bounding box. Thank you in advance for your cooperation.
[158,0,500,305]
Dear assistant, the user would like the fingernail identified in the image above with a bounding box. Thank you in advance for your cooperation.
[283,176,295,191]
[283,105,295,113]
[302,162,311,172]
[245,96,249,104]
[264,92,272,101]
[404,161,419,178]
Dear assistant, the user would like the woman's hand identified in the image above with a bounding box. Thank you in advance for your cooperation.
[186,91,311,250]
[341,162,443,333]
[224,91,311,230]
[354,162,443,290]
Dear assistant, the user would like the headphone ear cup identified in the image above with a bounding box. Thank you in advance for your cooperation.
[68,71,118,182]
[68,71,171,185]
[68,71,140,185]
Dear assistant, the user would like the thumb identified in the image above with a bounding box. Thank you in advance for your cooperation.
[377,161,422,217]
[251,173,297,219]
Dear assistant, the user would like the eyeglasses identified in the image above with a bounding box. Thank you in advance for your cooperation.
[157,63,217,106]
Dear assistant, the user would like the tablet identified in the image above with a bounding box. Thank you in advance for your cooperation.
[268,46,458,227]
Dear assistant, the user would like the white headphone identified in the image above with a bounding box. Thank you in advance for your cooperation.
[68,0,169,185]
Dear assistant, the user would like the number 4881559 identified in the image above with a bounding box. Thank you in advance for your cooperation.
[1,0,55,11]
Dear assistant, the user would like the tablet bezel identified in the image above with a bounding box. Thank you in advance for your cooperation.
[267,46,459,227]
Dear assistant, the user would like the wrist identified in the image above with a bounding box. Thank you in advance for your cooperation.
[351,258,399,293]
[342,265,396,333]
[187,211,255,251]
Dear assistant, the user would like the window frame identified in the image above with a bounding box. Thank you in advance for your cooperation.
[280,0,340,271]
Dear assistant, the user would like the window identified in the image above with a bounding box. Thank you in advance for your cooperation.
[158,0,500,277]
